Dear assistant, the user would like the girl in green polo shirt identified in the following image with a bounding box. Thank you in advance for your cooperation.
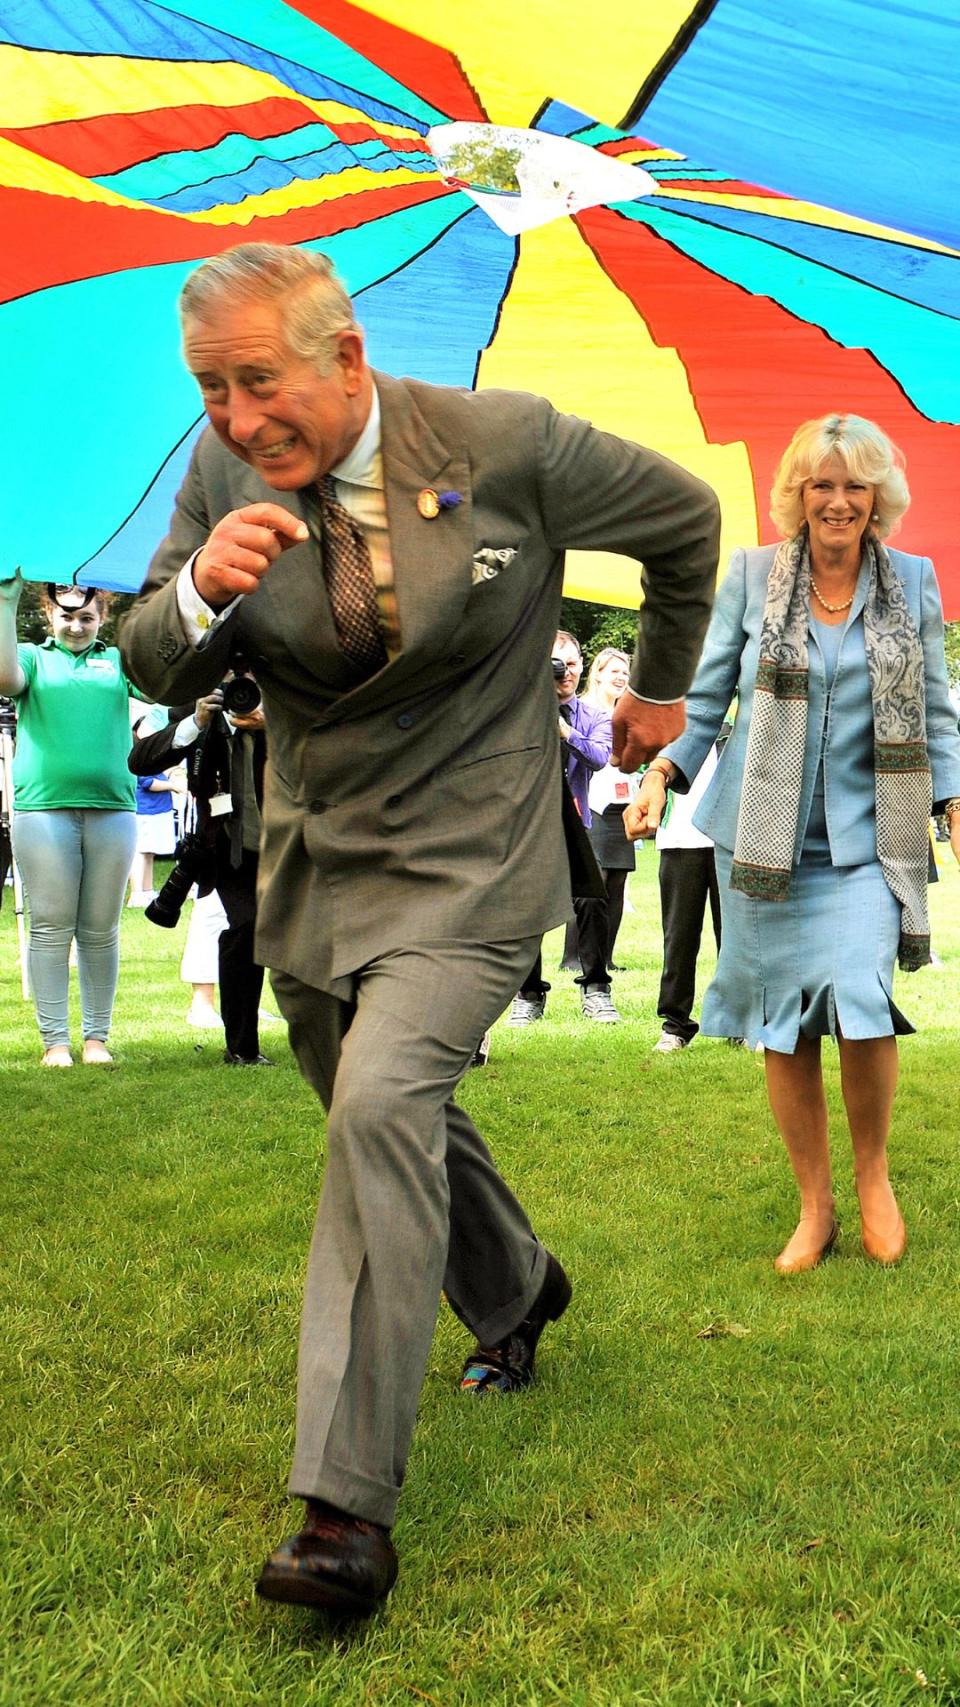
[0,573,140,1066]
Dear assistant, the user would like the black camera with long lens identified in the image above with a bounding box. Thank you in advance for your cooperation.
[220,674,261,716]
[551,657,565,680]
[145,833,211,929]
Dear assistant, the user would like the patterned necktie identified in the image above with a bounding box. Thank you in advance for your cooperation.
[319,475,387,673]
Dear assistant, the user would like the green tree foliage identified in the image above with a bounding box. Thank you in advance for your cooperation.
[443,140,522,192]
[559,596,639,666]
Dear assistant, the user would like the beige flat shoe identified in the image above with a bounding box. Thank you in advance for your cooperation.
[82,1040,114,1066]
[862,1214,907,1265]
[41,1046,73,1068]
[774,1219,839,1275]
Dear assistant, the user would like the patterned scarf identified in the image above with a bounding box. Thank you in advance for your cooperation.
[731,530,932,970]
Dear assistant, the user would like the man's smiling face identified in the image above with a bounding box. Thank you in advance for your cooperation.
[184,296,370,490]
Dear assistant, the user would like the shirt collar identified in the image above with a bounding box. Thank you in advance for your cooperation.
[44,636,107,659]
[329,385,382,488]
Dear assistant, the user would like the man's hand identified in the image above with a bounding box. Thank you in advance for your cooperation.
[623,770,670,842]
[193,504,309,607]
[611,695,685,772]
[557,715,571,741]
[231,705,266,734]
[194,689,224,728]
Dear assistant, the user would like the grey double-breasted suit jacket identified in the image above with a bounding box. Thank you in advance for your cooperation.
[120,371,719,991]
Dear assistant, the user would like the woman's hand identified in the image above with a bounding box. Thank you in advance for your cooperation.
[0,570,27,696]
[0,568,24,607]
[950,810,960,869]
[623,766,671,841]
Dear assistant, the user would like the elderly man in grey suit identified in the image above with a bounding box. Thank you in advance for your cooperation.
[120,242,720,1616]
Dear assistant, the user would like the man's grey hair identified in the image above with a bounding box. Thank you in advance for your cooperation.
[179,243,359,376]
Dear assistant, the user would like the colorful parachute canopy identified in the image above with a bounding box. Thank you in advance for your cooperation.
[2,0,959,617]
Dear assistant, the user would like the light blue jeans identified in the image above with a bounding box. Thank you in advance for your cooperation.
[12,809,138,1047]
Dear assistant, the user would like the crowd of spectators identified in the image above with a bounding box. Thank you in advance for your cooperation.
[2,593,956,1075]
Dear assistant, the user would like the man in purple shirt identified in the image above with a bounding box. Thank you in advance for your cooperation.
[509,631,619,1024]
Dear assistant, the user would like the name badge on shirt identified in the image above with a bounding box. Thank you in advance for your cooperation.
[86,658,116,675]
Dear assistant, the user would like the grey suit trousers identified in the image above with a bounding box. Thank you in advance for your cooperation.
[271,935,546,1527]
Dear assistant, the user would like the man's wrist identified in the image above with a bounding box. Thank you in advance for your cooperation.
[177,558,240,646]
[626,687,683,707]
[192,562,231,616]
[172,714,202,748]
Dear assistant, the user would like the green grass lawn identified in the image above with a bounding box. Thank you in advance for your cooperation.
[2,849,959,1706]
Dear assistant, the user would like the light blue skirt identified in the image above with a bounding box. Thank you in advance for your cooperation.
[702,847,914,1052]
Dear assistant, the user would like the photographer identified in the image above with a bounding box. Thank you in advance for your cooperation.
[128,669,271,1065]
[508,631,619,1025]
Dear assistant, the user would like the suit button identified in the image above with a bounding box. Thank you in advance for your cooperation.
[308,798,327,813]
[159,636,177,661]
[396,712,414,729]
[451,652,466,666]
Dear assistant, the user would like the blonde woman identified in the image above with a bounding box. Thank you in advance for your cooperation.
[627,415,960,1272]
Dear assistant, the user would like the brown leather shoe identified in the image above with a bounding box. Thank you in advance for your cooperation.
[460,1251,572,1393]
[862,1214,907,1265]
[255,1502,398,1616]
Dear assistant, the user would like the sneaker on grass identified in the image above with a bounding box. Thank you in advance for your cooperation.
[653,1031,688,1053]
[581,986,620,1023]
[507,995,546,1027]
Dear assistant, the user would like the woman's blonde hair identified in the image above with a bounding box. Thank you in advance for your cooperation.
[583,647,630,706]
[770,414,910,540]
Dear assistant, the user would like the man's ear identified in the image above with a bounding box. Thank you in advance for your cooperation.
[336,330,367,395]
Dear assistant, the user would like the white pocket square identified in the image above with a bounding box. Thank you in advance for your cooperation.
[471,546,517,585]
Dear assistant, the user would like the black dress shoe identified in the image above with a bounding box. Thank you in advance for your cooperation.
[255,1502,398,1616]
[460,1251,572,1394]
[223,1051,275,1066]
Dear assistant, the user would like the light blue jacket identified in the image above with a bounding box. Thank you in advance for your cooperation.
[663,544,960,863]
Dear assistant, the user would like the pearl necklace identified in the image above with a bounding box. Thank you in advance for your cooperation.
[810,575,855,613]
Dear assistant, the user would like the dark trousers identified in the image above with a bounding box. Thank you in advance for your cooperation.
[564,866,629,969]
[214,846,263,1060]
[520,893,610,995]
[657,847,721,1042]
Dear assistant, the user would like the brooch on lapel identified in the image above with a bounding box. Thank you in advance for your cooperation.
[418,488,462,519]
